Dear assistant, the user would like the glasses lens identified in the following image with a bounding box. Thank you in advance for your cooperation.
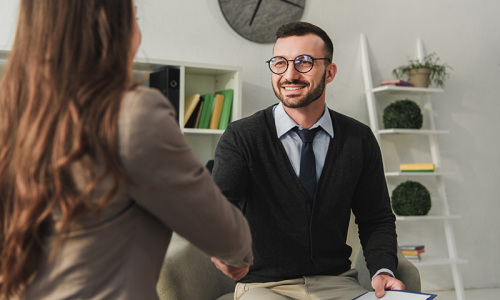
[269,56,287,74]
[294,55,314,73]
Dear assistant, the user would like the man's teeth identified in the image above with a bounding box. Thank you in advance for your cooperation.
[284,87,302,90]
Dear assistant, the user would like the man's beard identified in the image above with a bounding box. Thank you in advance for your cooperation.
[273,72,326,109]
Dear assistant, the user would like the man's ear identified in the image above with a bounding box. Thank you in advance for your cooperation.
[325,63,337,84]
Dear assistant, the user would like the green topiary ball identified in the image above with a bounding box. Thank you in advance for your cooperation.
[391,180,431,216]
[383,99,423,129]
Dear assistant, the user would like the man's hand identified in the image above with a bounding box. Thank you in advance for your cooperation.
[211,257,250,281]
[371,273,405,298]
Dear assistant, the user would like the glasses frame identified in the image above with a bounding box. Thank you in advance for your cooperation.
[266,55,331,75]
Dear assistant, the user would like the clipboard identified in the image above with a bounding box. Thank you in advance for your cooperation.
[353,290,437,300]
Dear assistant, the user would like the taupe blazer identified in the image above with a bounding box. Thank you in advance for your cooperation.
[24,87,252,299]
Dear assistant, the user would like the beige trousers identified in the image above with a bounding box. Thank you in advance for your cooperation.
[234,270,369,300]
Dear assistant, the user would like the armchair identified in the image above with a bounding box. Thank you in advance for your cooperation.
[156,233,420,300]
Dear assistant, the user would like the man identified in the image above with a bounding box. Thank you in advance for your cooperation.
[211,22,404,300]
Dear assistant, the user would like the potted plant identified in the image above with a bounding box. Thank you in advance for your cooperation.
[383,99,423,129]
[392,53,451,88]
[391,180,431,216]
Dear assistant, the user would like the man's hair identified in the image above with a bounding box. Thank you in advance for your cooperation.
[275,22,334,61]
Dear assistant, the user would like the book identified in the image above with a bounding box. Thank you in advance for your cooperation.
[184,97,203,128]
[400,245,425,251]
[194,101,204,128]
[401,249,425,256]
[400,163,435,172]
[406,257,422,263]
[183,93,201,126]
[209,93,225,129]
[353,290,437,300]
[404,255,422,260]
[197,94,215,129]
[380,79,413,87]
[216,89,234,129]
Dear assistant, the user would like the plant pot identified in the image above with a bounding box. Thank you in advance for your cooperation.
[409,68,431,88]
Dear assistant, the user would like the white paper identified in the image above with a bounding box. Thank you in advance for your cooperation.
[354,290,435,300]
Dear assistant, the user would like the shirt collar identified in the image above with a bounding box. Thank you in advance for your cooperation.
[273,102,334,139]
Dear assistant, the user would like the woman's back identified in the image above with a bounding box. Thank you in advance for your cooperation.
[22,87,252,299]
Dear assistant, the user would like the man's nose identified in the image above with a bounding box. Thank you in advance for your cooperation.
[282,62,301,81]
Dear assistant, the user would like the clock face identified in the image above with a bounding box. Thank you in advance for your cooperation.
[219,0,306,44]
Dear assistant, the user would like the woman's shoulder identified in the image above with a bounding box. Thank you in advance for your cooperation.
[122,86,172,111]
[118,86,181,154]
[120,86,178,126]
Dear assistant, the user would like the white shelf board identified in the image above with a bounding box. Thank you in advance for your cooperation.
[385,171,453,177]
[182,128,224,135]
[411,256,468,267]
[134,56,242,73]
[371,85,444,94]
[378,129,449,135]
[396,215,461,221]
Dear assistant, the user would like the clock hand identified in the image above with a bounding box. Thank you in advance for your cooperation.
[280,0,304,9]
[249,0,262,26]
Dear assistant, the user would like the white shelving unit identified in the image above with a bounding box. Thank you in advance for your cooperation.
[360,34,466,300]
[133,57,242,165]
[0,50,241,165]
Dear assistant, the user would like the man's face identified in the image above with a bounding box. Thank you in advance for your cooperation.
[271,34,334,109]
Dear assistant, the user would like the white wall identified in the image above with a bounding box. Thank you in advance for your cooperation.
[1,0,499,292]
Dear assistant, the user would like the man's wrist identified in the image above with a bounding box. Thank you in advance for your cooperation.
[371,268,395,280]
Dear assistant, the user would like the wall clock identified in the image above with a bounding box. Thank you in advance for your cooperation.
[219,0,306,44]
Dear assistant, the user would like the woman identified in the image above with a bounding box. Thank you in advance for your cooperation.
[0,1,252,299]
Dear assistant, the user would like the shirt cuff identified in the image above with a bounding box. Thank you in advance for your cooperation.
[371,268,395,281]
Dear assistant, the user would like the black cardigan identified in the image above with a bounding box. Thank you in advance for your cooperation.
[212,105,397,283]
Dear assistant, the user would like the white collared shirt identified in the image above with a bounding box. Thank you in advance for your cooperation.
[273,102,334,181]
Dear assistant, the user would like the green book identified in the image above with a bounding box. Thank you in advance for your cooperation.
[216,89,233,130]
[197,94,214,129]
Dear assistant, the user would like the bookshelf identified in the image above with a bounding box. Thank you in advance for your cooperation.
[133,57,242,165]
[0,50,241,165]
[360,34,466,299]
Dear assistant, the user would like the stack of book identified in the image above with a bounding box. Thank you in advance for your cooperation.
[183,89,234,130]
[400,163,435,173]
[400,245,425,262]
[380,79,412,87]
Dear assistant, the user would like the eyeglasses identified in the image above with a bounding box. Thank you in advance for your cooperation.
[266,55,331,75]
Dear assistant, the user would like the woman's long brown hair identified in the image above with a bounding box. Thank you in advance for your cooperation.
[0,0,135,297]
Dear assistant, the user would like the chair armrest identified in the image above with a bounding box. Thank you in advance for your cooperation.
[353,248,421,293]
[157,234,236,300]
[395,251,421,292]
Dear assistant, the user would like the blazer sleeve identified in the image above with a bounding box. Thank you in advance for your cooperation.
[118,87,252,267]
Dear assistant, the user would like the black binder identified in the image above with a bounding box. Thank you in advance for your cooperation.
[149,67,180,123]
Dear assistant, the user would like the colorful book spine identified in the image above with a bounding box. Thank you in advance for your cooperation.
[216,89,233,130]
[209,94,224,129]
[183,93,201,127]
[197,94,215,129]
[400,163,435,172]
[380,79,413,87]
[399,245,425,250]
[401,249,425,256]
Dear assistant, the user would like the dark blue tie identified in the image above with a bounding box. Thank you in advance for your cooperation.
[294,127,320,201]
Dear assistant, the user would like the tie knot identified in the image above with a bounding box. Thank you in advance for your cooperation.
[294,127,320,143]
